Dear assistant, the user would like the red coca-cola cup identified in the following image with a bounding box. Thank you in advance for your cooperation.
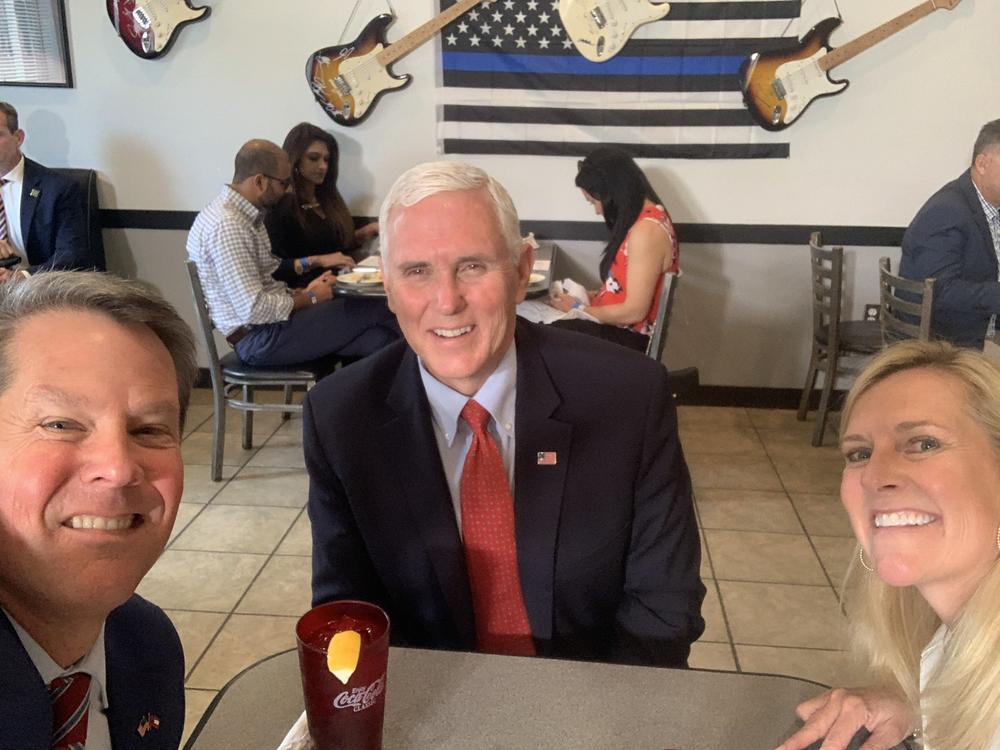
[296,600,390,750]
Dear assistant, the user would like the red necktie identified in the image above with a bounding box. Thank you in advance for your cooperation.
[48,672,92,749]
[459,399,535,656]
[0,178,9,242]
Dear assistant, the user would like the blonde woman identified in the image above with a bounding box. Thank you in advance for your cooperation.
[778,340,1000,750]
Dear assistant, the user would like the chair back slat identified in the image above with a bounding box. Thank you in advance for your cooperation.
[878,256,935,345]
[645,272,679,362]
[185,260,225,388]
[808,232,844,346]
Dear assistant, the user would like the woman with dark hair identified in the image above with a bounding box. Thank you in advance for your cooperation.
[547,147,679,352]
[265,122,379,287]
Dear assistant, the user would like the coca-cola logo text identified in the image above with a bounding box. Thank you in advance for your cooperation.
[332,675,385,713]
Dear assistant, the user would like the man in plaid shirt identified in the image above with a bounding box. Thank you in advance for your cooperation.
[187,139,398,369]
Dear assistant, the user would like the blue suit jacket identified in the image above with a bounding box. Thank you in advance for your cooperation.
[899,169,1000,347]
[19,157,100,273]
[0,595,185,750]
[305,319,705,668]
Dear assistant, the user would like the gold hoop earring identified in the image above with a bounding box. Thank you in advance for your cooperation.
[859,547,875,573]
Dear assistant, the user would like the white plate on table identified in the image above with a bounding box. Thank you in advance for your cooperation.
[337,269,384,286]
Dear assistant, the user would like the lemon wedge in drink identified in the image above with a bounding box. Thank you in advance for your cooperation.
[327,630,362,684]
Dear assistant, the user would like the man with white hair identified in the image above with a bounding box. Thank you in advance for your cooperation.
[305,161,704,666]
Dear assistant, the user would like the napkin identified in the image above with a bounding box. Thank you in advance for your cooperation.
[516,278,598,325]
[275,711,314,750]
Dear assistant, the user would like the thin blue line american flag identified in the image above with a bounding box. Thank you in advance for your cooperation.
[436,0,803,159]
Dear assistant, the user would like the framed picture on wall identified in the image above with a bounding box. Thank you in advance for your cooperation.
[0,0,74,87]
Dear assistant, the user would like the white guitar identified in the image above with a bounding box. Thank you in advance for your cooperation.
[740,0,962,131]
[559,0,671,63]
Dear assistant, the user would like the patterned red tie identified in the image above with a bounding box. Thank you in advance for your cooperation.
[48,672,92,749]
[0,178,9,242]
[459,399,536,656]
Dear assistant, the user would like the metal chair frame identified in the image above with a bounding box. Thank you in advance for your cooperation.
[185,261,318,481]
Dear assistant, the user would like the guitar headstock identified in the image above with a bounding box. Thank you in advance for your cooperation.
[932,0,962,9]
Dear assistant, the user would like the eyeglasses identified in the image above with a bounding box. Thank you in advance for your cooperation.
[261,173,292,189]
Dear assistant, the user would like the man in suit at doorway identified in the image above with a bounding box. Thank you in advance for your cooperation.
[305,161,704,667]
[0,102,96,281]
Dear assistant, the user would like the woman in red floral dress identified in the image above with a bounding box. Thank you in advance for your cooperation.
[548,147,679,353]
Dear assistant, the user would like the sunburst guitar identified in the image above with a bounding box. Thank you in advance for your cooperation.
[307,0,494,127]
[106,0,210,59]
[559,0,671,63]
[740,0,962,131]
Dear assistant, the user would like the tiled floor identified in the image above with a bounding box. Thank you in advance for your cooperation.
[147,390,865,745]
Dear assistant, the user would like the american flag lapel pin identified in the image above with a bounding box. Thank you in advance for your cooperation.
[136,713,161,737]
[29,188,40,198]
[536,451,557,465]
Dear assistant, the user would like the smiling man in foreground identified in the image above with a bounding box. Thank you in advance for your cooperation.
[0,272,198,749]
[305,161,705,666]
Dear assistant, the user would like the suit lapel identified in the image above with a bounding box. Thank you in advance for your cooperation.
[511,321,571,642]
[0,612,51,747]
[960,170,997,274]
[19,158,42,253]
[380,349,476,645]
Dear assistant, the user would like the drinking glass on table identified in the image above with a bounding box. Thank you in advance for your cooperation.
[296,600,390,750]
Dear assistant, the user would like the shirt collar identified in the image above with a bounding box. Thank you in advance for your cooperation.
[973,179,1000,219]
[418,343,518,447]
[222,184,264,226]
[1,607,109,710]
[1,155,24,184]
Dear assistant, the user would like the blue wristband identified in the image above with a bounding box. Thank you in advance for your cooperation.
[300,256,310,271]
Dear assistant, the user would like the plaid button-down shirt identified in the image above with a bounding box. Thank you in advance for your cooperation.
[973,181,1000,338]
[186,186,293,336]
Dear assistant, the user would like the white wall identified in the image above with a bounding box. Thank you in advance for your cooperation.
[1,0,993,386]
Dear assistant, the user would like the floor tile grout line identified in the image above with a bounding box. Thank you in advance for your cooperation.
[183,504,308,684]
[693,494,741,673]
[746,413,843,598]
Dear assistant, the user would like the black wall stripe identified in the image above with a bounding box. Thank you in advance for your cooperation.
[442,104,755,126]
[442,70,739,92]
[443,139,788,159]
[99,210,905,248]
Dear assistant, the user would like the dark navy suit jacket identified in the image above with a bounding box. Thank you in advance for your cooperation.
[900,169,1000,347]
[0,595,185,750]
[305,319,705,668]
[19,157,100,273]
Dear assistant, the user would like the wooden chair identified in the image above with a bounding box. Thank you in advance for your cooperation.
[185,261,320,481]
[797,233,882,446]
[878,257,935,345]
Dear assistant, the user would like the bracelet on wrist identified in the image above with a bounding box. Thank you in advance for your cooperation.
[306,290,318,305]
[300,256,310,272]
[571,301,583,310]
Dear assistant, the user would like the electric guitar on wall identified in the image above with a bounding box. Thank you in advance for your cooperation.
[739,0,962,131]
[307,0,495,127]
[559,0,671,63]
[106,0,211,59]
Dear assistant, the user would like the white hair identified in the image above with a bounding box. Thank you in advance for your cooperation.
[378,161,523,265]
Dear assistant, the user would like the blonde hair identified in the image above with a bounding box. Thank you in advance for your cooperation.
[839,340,1000,750]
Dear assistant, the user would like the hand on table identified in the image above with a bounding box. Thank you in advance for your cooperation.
[547,292,578,313]
[314,252,356,270]
[774,687,917,750]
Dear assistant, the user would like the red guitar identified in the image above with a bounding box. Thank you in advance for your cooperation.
[307,0,494,127]
[107,0,211,59]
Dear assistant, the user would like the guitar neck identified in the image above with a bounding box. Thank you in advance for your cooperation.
[378,0,482,66]
[819,0,943,71]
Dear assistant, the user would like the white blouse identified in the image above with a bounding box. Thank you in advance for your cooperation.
[920,625,1000,750]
